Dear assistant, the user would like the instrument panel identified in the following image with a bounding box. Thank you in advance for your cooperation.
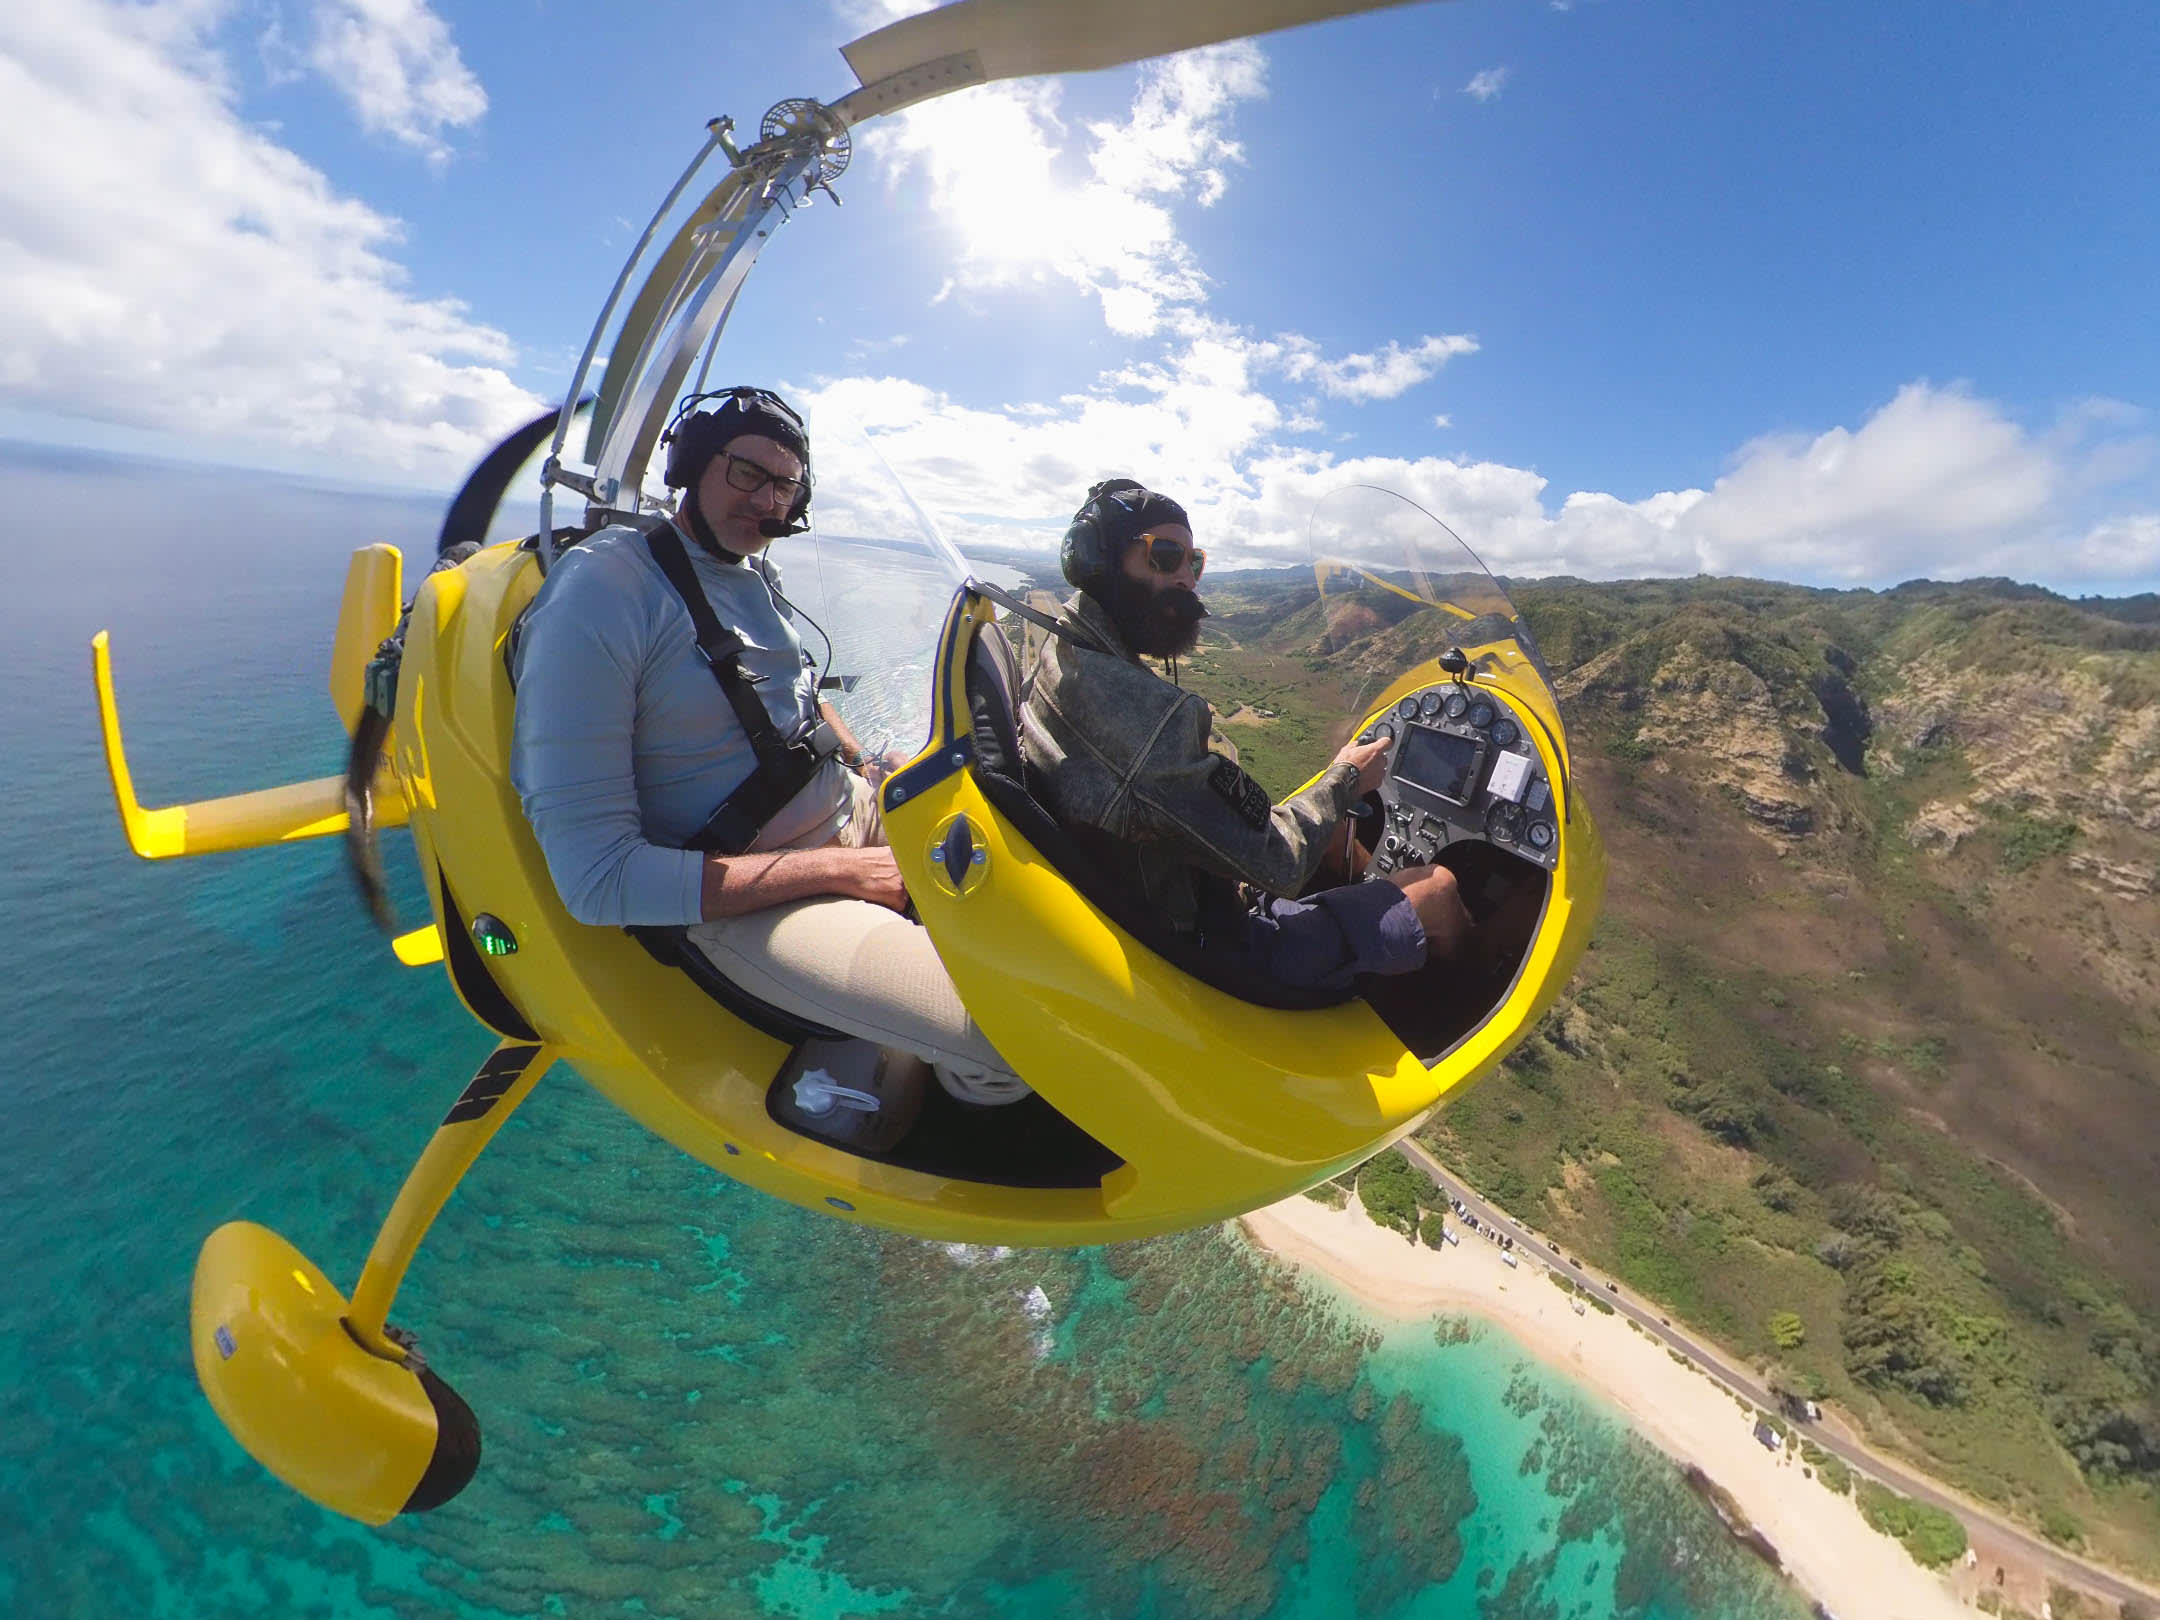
[1358,682,1558,873]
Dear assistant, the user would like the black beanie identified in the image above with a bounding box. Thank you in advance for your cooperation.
[663,394,810,490]
[1082,478,1190,550]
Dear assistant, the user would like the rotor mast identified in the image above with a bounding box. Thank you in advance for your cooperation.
[537,0,1436,565]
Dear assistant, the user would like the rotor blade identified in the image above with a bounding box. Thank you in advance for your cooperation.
[436,401,587,558]
[841,0,1437,100]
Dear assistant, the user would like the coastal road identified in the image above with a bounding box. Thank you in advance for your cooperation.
[1395,1139,2160,1615]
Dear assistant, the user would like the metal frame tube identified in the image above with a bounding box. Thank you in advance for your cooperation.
[588,147,824,509]
[540,126,728,570]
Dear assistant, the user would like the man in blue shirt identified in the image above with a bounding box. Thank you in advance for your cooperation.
[511,388,1022,1114]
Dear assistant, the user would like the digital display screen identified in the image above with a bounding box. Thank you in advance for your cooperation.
[1396,724,1485,805]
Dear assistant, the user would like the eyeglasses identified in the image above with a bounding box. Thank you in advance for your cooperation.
[1138,532,1205,580]
[721,453,805,505]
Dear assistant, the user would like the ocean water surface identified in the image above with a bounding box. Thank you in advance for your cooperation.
[0,442,1810,1620]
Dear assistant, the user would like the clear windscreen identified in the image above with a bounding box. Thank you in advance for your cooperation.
[788,409,981,763]
[1308,485,1567,771]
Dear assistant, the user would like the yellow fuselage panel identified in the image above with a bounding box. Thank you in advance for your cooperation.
[191,1222,437,1526]
[380,542,1603,1245]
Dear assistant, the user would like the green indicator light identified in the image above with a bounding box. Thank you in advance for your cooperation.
[471,913,518,956]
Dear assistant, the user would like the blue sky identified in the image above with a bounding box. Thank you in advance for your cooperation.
[3,0,2155,589]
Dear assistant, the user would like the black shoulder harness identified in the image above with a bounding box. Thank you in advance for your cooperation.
[644,525,836,854]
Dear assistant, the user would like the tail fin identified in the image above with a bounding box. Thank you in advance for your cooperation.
[93,631,409,860]
[330,545,404,736]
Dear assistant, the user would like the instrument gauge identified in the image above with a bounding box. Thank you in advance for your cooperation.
[1527,821,1555,852]
[1443,692,1468,720]
[1468,700,1495,730]
[1418,691,1443,718]
[1490,718,1518,749]
[1485,801,1525,843]
[1396,697,1420,721]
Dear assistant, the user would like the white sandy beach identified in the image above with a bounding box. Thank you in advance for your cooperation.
[1241,1192,1974,1620]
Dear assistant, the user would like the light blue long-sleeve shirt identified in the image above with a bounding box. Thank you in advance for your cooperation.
[509,521,849,926]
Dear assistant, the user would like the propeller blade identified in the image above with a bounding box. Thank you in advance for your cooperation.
[435,400,588,558]
[344,705,397,934]
[841,0,1437,100]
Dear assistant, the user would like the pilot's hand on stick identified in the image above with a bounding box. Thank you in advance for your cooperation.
[861,749,907,789]
[841,846,911,912]
[1388,864,1473,960]
[1333,736,1392,798]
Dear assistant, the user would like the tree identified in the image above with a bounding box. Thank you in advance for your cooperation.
[1769,1310,1807,1350]
[1844,1262,1969,1407]
[1828,1182,1906,1248]
[1857,1482,1967,1568]
[1356,1152,1423,1239]
[1815,1231,1865,1272]
[2051,1396,2160,1481]
[1668,1075,1769,1147]
[1420,1211,1448,1249]
[2040,1506,2083,1548]
[1753,1167,1800,1212]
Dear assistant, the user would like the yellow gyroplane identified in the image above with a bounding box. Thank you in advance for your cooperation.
[90,0,1603,1524]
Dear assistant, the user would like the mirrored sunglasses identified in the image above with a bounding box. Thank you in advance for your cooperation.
[1138,532,1205,579]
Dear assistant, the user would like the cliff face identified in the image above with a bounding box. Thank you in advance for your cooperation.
[1546,584,2160,894]
[1875,651,2160,895]
[1566,636,1828,836]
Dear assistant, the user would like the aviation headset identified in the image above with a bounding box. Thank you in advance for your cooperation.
[660,386,814,536]
[1061,478,1191,596]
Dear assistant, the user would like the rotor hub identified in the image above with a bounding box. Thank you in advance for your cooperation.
[758,98,850,187]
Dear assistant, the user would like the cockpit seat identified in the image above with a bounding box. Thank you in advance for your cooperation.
[959,617,1362,1012]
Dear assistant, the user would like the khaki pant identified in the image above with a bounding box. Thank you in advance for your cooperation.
[686,773,1025,1097]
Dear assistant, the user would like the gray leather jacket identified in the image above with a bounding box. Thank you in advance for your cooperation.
[1019,590,1360,937]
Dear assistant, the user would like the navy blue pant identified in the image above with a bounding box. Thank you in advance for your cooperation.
[1224,880,1428,992]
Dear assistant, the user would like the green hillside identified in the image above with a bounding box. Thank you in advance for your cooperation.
[1182,569,2160,1576]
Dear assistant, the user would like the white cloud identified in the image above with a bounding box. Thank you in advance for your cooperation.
[1432,414,1452,429]
[1087,41,1262,210]
[0,0,539,482]
[1278,333,1479,402]
[1681,382,2058,573]
[1210,383,2156,584]
[860,41,1264,336]
[805,361,2157,592]
[832,0,915,32]
[2034,513,2160,584]
[304,0,486,163]
[1464,67,1509,102]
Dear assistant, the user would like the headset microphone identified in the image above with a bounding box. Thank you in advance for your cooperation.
[758,516,809,539]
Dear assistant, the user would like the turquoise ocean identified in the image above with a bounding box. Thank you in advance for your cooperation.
[0,441,1811,1620]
